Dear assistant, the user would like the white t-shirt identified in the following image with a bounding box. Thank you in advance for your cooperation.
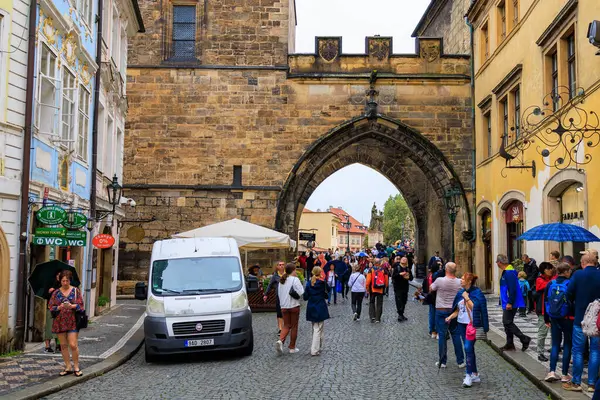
[348,272,366,293]
[457,299,470,324]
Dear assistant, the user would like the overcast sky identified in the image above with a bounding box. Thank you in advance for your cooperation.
[298,0,430,225]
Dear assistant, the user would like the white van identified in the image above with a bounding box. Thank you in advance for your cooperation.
[135,237,257,362]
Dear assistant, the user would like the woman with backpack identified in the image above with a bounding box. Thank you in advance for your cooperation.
[544,262,574,383]
[365,259,389,323]
[303,267,329,356]
[536,262,557,362]
[275,263,305,355]
[445,273,489,388]
[348,264,367,321]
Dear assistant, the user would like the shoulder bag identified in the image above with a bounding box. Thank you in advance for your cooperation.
[74,288,89,330]
[289,277,301,300]
[465,303,477,341]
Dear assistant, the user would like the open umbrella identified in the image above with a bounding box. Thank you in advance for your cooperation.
[518,222,600,243]
[28,260,81,298]
[354,251,368,257]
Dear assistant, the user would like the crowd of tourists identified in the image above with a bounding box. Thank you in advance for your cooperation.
[259,245,600,397]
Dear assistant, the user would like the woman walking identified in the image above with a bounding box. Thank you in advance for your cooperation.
[264,261,285,335]
[446,273,489,388]
[325,264,336,305]
[48,270,84,377]
[303,267,329,356]
[348,264,366,321]
[276,263,305,354]
[423,264,440,339]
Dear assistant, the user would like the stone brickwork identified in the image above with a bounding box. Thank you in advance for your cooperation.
[122,0,474,282]
[413,0,471,55]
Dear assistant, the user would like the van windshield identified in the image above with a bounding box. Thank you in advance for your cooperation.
[151,256,242,296]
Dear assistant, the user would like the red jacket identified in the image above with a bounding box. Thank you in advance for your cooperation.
[535,274,557,315]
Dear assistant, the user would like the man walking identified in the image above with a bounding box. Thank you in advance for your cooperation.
[563,253,600,392]
[392,256,413,322]
[366,259,389,323]
[522,254,538,314]
[430,262,464,368]
[497,254,531,351]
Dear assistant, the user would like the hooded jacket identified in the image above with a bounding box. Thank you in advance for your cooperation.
[535,273,556,315]
[452,286,489,332]
[500,265,526,309]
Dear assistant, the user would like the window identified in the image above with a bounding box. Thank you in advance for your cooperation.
[331,227,334,236]
[512,0,519,26]
[104,117,114,175]
[75,0,93,27]
[498,1,506,41]
[232,165,242,186]
[172,5,196,60]
[59,157,69,191]
[111,9,120,66]
[60,68,76,146]
[481,22,490,63]
[513,87,520,141]
[36,43,59,133]
[77,86,90,161]
[550,50,559,111]
[97,105,105,172]
[484,112,492,158]
[566,33,576,99]
[120,31,127,79]
[500,97,508,146]
[116,129,123,179]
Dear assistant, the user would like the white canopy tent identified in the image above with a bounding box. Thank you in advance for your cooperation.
[172,218,296,269]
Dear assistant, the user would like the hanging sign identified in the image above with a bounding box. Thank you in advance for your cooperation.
[505,201,523,224]
[32,230,87,247]
[299,232,316,241]
[62,211,88,229]
[36,206,67,225]
[92,234,115,249]
[34,227,66,237]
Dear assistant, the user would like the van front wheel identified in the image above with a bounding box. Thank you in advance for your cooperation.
[240,336,254,357]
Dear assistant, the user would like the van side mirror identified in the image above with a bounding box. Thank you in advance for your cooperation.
[135,282,147,300]
[245,275,259,293]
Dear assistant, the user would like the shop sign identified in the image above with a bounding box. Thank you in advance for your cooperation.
[562,211,584,221]
[92,234,115,249]
[62,211,88,229]
[505,201,523,224]
[36,206,67,225]
[32,230,87,247]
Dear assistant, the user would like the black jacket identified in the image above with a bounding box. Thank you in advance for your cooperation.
[523,258,538,287]
[392,263,413,291]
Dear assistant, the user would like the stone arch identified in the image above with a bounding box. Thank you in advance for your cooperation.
[275,115,472,266]
[476,200,494,216]
[498,190,526,210]
[0,225,11,352]
[496,190,526,262]
[475,200,494,290]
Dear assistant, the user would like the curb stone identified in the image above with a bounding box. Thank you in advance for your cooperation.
[3,327,145,400]
[485,329,592,400]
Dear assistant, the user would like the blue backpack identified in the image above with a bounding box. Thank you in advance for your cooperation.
[545,280,571,319]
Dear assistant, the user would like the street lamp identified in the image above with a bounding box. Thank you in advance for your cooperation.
[342,215,351,254]
[106,175,123,213]
[444,185,462,262]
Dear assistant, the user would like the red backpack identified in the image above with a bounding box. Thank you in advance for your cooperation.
[373,268,386,289]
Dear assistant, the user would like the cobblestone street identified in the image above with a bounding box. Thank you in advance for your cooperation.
[44,290,547,399]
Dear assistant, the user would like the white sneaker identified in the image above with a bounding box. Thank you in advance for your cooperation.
[275,340,283,355]
[353,313,358,321]
[431,333,437,339]
[470,374,481,383]
[463,374,472,388]
[289,348,300,354]
[545,371,559,382]
[435,362,447,368]
[561,374,572,383]
[458,362,466,368]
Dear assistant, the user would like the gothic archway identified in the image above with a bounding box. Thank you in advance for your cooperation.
[275,115,472,265]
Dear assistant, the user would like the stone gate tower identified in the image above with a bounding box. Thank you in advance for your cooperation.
[120,0,474,285]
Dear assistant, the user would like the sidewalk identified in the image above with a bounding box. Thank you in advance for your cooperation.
[0,300,145,399]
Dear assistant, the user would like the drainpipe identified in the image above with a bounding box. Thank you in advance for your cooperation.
[15,0,38,350]
[465,13,477,273]
[85,0,104,313]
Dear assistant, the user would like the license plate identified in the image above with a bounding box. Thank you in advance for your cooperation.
[185,338,214,347]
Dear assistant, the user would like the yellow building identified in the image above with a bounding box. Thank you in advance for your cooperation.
[298,209,341,252]
[467,0,600,292]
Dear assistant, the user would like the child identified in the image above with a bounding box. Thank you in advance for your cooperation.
[326,264,336,305]
[518,271,530,317]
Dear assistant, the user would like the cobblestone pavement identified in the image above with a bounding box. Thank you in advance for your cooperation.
[0,301,145,396]
[44,289,547,400]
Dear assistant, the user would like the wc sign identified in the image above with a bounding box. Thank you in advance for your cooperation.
[33,229,87,247]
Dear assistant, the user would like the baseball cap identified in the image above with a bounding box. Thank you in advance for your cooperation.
[580,248,599,259]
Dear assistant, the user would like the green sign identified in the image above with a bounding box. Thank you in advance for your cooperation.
[36,206,67,225]
[34,227,66,237]
[33,230,87,247]
[62,212,88,229]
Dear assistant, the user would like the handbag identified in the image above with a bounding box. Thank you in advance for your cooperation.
[74,288,89,330]
[465,302,477,341]
[289,278,301,300]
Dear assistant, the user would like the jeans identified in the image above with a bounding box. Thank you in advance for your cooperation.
[572,325,600,385]
[369,293,384,322]
[280,306,300,349]
[342,278,350,299]
[549,318,573,375]
[593,380,600,400]
[351,292,365,318]
[464,338,478,375]
[435,310,465,365]
[310,322,324,355]
[394,288,408,317]
[537,314,549,355]
[428,303,437,334]
[502,309,529,345]
[327,285,337,304]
